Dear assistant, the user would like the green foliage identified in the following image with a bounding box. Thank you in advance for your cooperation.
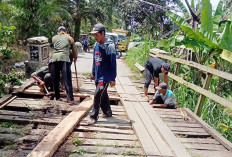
[0,68,24,98]
[70,147,85,156]
[201,0,213,34]
[125,39,156,73]
[72,137,82,146]
[0,122,23,129]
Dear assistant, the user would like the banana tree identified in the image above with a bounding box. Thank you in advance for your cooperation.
[166,0,232,64]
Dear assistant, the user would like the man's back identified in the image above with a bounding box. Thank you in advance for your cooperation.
[147,58,165,77]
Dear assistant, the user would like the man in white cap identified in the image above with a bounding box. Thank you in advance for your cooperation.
[88,23,117,125]
[51,26,77,105]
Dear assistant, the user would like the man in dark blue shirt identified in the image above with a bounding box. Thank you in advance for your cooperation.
[88,23,117,125]
[144,57,170,100]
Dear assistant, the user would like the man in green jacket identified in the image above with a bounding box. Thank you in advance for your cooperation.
[52,26,77,105]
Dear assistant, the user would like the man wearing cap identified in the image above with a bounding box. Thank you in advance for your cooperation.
[149,83,177,109]
[31,59,53,92]
[144,57,170,99]
[51,26,77,105]
[88,23,117,125]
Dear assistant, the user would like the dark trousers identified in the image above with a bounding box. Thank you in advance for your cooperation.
[52,61,74,101]
[90,82,112,120]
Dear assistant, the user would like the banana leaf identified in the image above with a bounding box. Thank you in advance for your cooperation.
[201,0,213,34]
[220,20,232,52]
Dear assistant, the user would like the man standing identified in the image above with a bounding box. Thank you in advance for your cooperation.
[144,57,170,99]
[88,23,117,125]
[52,26,77,105]
[149,83,177,109]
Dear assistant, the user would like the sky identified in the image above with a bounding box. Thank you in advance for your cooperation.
[181,0,220,11]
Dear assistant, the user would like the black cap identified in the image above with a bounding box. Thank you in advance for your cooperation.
[58,26,66,32]
[90,23,105,34]
[162,63,170,71]
[155,83,167,90]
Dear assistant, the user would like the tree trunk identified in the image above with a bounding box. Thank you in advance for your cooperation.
[74,17,81,41]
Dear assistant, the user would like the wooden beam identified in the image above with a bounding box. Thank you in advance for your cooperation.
[13,86,120,101]
[195,73,213,116]
[134,62,145,73]
[171,63,180,91]
[150,49,232,82]
[0,96,17,109]
[185,108,232,151]
[168,72,232,111]
[27,96,94,157]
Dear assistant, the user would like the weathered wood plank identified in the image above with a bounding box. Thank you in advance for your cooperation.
[119,94,138,102]
[179,138,220,144]
[188,150,232,157]
[0,115,60,125]
[82,117,130,124]
[183,143,227,151]
[117,77,134,86]
[132,102,174,157]
[73,132,138,141]
[166,122,201,128]
[27,97,94,157]
[134,62,145,73]
[173,131,210,137]
[140,102,191,157]
[185,108,232,151]
[76,126,134,135]
[75,138,140,148]
[79,121,132,130]
[122,85,140,95]
[169,126,205,133]
[115,84,125,94]
[122,101,161,156]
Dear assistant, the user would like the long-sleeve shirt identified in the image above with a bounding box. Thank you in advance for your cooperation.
[92,39,117,82]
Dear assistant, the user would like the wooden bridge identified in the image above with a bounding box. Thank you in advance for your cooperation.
[0,51,232,157]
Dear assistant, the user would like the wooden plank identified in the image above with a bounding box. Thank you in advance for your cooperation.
[79,121,132,130]
[140,102,191,157]
[27,97,94,157]
[169,126,205,133]
[66,145,144,156]
[0,110,35,117]
[167,72,232,110]
[75,138,141,148]
[76,126,134,135]
[115,84,125,94]
[0,115,60,125]
[120,94,138,102]
[122,85,140,95]
[166,122,202,128]
[0,95,17,109]
[82,116,130,124]
[74,132,138,141]
[117,77,134,86]
[0,133,22,141]
[134,62,145,73]
[179,138,220,144]
[70,154,131,157]
[183,143,227,151]
[185,108,232,151]
[150,49,232,82]
[132,102,173,156]
[188,150,232,157]
[122,101,161,156]
[14,78,36,93]
[173,131,210,137]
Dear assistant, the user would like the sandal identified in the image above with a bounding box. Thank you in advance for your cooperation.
[68,101,77,106]
[87,118,96,125]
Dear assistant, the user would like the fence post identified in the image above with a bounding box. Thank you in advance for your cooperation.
[171,63,180,91]
[195,73,213,116]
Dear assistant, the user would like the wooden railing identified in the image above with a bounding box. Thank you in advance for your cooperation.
[150,48,232,116]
